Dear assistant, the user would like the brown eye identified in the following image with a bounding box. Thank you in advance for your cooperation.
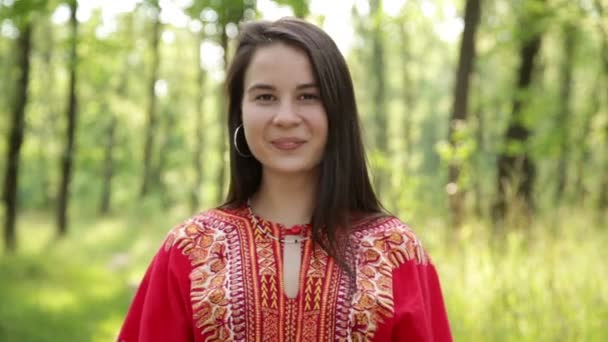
[300,93,319,101]
[255,94,275,102]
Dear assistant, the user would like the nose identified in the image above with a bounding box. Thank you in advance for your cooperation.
[272,100,302,127]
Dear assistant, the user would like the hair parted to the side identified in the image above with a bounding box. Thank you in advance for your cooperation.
[222,17,384,276]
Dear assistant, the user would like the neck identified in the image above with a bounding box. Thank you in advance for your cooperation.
[250,168,318,227]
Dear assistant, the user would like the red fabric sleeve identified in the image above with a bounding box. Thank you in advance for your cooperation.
[117,240,194,342]
[374,260,453,342]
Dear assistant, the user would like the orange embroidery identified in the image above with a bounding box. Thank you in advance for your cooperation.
[165,209,427,341]
[167,219,234,341]
[348,217,428,340]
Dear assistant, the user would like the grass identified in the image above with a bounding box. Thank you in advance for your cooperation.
[0,205,606,341]
[425,209,608,341]
[0,205,186,342]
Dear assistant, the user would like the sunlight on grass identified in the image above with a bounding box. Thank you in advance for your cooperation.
[429,208,608,341]
[92,315,124,342]
[34,286,78,313]
[77,216,126,246]
[5,211,56,255]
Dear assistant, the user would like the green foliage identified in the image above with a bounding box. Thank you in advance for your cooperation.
[185,0,256,31]
[0,0,48,27]
[511,0,554,42]
[437,121,478,164]
[436,119,478,195]
[272,0,309,18]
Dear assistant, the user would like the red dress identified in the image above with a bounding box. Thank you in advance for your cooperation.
[118,206,452,341]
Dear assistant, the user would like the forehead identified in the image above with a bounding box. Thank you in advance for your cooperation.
[243,43,316,87]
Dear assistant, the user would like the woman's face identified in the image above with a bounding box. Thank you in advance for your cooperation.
[241,43,328,176]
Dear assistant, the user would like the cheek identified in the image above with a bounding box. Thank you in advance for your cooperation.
[241,105,268,149]
[241,102,253,125]
[313,111,329,141]
[242,102,272,122]
[241,104,259,128]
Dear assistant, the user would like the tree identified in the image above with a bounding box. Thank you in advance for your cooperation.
[369,0,388,195]
[140,0,162,198]
[36,15,58,207]
[186,1,255,204]
[99,14,135,215]
[100,108,117,215]
[554,24,576,203]
[397,13,414,175]
[471,77,486,217]
[572,74,600,205]
[494,0,547,221]
[594,0,608,213]
[447,0,481,227]
[191,29,207,212]
[2,17,32,253]
[154,100,178,207]
[57,0,79,236]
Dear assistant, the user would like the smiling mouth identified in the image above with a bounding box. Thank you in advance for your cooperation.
[271,139,305,151]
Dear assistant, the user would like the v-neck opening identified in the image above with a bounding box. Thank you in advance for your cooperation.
[277,241,308,301]
[246,206,311,301]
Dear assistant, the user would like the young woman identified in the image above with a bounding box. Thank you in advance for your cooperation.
[118,18,452,341]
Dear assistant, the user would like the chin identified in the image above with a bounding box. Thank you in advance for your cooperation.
[264,162,320,175]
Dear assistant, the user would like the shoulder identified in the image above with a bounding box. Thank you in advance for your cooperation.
[163,207,247,254]
[351,215,429,267]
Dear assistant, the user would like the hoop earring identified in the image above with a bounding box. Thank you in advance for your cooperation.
[233,124,251,158]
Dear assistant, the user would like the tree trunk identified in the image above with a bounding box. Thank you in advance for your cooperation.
[100,110,116,215]
[154,104,177,207]
[39,17,56,207]
[140,1,161,198]
[595,0,608,212]
[494,29,543,221]
[447,0,481,228]
[100,14,135,214]
[555,25,575,204]
[370,0,387,195]
[573,75,600,204]
[3,22,32,253]
[100,68,126,215]
[398,20,413,175]
[191,31,207,212]
[57,0,79,237]
[472,83,485,217]
[215,28,229,205]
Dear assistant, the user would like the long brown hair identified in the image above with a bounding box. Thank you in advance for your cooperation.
[222,18,384,274]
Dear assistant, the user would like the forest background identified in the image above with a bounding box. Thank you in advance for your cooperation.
[1,0,607,340]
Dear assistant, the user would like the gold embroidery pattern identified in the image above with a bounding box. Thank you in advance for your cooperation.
[347,217,427,340]
[166,216,238,341]
[166,209,427,342]
[254,219,282,341]
[285,299,298,341]
[322,257,343,341]
[204,211,251,341]
[302,246,330,340]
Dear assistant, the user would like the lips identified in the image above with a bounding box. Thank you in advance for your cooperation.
[271,137,306,150]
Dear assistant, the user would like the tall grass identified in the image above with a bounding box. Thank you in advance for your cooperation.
[425,208,608,341]
[0,205,606,341]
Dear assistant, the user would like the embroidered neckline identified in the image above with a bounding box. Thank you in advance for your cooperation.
[246,200,311,244]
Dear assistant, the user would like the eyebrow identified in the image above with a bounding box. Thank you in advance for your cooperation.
[246,82,319,93]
